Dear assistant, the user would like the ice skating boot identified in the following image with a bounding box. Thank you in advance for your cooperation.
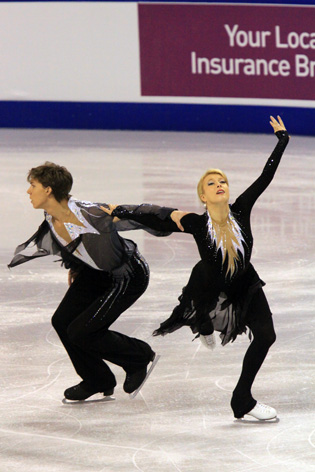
[124,352,160,399]
[246,402,277,420]
[64,381,114,401]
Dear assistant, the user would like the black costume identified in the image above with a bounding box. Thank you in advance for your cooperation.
[8,199,173,396]
[112,130,289,417]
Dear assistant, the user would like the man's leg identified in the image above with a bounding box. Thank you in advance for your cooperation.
[52,268,117,392]
[67,255,155,394]
[68,255,153,371]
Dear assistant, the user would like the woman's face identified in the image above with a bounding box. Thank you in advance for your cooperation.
[201,173,229,206]
[27,179,51,209]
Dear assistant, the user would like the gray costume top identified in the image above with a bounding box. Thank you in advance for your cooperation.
[8,199,174,274]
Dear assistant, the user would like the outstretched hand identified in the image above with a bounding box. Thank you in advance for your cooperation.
[100,204,120,222]
[270,115,286,133]
[100,204,117,215]
[170,210,189,231]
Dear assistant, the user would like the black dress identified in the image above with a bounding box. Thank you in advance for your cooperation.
[113,130,290,345]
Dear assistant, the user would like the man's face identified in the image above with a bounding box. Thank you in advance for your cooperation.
[27,179,51,209]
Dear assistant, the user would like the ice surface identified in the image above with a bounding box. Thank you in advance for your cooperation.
[0,128,314,471]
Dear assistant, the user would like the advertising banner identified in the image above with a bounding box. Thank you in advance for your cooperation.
[138,4,315,101]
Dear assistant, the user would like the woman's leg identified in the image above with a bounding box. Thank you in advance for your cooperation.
[231,289,276,418]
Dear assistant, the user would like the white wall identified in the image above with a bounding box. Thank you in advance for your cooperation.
[0,1,314,135]
[0,2,140,102]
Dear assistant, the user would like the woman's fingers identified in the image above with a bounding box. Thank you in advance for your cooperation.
[277,115,285,128]
[100,204,117,215]
[270,115,286,132]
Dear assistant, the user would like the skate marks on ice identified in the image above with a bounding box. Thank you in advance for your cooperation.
[0,129,314,471]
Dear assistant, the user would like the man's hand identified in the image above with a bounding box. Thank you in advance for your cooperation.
[68,269,78,286]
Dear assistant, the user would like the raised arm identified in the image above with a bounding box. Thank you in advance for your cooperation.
[263,115,289,178]
[234,115,290,210]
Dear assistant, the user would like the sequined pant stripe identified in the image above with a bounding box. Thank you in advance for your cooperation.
[86,252,150,327]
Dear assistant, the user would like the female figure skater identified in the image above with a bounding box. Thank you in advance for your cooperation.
[8,163,173,401]
[103,116,290,420]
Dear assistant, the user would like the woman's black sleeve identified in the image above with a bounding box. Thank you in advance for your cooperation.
[234,130,290,210]
[113,204,197,234]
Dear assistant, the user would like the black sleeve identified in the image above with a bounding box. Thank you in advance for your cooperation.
[113,204,199,234]
[113,204,181,233]
[233,130,290,211]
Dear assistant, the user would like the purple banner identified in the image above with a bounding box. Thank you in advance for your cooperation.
[138,4,315,100]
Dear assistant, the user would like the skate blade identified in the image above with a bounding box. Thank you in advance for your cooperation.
[62,394,115,404]
[236,415,279,424]
[129,354,161,400]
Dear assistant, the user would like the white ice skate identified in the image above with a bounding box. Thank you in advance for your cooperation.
[199,333,216,350]
[246,402,277,420]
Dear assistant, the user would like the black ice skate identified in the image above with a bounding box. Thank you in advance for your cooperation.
[124,352,160,399]
[63,381,115,402]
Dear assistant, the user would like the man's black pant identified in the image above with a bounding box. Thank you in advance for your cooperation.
[52,253,154,391]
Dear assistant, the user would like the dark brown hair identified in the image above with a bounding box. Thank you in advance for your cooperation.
[27,162,73,202]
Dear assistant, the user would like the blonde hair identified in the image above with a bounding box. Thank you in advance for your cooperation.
[197,169,229,203]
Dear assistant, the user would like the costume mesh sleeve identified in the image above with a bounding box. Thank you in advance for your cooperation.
[113,204,181,233]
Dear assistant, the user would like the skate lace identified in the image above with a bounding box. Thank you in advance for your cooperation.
[256,402,271,411]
